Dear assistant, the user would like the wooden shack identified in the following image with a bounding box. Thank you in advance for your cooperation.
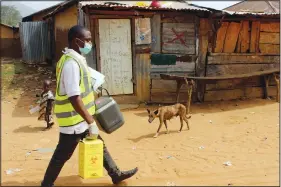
[0,23,21,58]
[42,1,213,103]
[22,1,280,104]
[200,11,280,101]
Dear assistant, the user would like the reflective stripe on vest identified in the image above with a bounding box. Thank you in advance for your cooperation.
[54,54,95,127]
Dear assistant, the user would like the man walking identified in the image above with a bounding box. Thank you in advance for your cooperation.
[41,25,138,187]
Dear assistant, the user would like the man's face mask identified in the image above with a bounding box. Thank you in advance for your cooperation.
[76,38,92,55]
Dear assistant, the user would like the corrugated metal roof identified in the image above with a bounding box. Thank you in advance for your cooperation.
[223,0,280,14]
[79,1,211,12]
[1,23,17,29]
[19,22,51,63]
[224,10,280,16]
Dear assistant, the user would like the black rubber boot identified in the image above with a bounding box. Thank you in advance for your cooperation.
[111,167,138,184]
[102,143,138,184]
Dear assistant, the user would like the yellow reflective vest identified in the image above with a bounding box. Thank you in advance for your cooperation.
[54,54,95,127]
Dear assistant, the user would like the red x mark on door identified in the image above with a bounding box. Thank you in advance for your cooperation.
[165,28,188,47]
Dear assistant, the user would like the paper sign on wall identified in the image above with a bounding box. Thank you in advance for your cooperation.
[135,18,152,45]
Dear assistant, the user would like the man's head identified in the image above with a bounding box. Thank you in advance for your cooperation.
[68,25,92,55]
[43,79,52,92]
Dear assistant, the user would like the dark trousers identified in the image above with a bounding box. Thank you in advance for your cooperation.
[41,130,118,187]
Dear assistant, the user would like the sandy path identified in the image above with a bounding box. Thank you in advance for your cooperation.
[1,98,279,186]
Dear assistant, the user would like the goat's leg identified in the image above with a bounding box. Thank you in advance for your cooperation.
[179,117,184,132]
[164,120,169,134]
[183,116,190,130]
[154,118,164,138]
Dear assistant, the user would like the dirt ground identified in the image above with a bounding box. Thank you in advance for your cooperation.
[1,59,280,186]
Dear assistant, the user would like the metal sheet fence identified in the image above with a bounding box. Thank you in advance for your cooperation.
[19,21,51,63]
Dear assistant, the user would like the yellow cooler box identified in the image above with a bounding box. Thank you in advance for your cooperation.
[79,139,103,179]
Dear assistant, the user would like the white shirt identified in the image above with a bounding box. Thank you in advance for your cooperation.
[58,48,90,134]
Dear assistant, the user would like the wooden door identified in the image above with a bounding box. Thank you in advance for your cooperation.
[98,19,133,95]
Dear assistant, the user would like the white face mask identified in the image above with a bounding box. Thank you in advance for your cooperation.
[76,38,92,55]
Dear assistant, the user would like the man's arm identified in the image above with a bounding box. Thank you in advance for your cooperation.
[69,95,94,124]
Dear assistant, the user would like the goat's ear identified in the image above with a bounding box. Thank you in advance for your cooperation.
[154,109,159,115]
[146,109,150,114]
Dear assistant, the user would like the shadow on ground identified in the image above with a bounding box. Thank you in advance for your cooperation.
[128,130,182,143]
[13,125,46,133]
[1,175,129,186]
[133,98,278,118]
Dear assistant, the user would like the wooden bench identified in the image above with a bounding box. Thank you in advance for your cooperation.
[160,68,280,110]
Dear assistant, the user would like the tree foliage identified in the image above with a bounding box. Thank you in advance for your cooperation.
[1,5,22,26]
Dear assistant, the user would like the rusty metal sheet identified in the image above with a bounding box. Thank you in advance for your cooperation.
[19,21,51,63]
[135,53,150,101]
[162,22,196,54]
[79,1,211,12]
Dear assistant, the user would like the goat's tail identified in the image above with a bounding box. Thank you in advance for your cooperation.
[186,115,191,119]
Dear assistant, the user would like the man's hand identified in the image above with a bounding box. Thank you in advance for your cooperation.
[87,122,99,140]
[68,95,95,124]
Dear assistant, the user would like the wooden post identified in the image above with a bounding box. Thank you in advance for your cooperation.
[250,21,260,53]
[184,78,194,114]
[262,75,270,99]
[196,18,211,102]
[176,80,183,103]
[274,73,280,102]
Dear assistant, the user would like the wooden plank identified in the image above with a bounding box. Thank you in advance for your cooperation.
[214,22,229,53]
[259,32,280,44]
[151,14,161,53]
[236,30,242,52]
[206,77,276,91]
[150,53,197,62]
[196,18,211,102]
[98,19,133,95]
[206,63,280,77]
[209,53,279,56]
[259,44,280,54]
[151,91,196,103]
[236,21,250,53]
[204,86,276,101]
[260,22,280,33]
[162,44,195,54]
[161,15,194,23]
[135,45,151,53]
[196,18,210,76]
[131,18,137,95]
[93,18,101,71]
[223,22,242,53]
[89,10,155,16]
[162,23,195,32]
[160,68,279,81]
[151,79,191,90]
[207,55,280,65]
[91,15,138,19]
[162,35,195,45]
[151,71,195,79]
[250,21,260,53]
[151,62,195,73]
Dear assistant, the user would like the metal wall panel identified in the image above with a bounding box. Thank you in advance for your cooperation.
[135,53,151,102]
[19,21,51,63]
[162,22,196,54]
